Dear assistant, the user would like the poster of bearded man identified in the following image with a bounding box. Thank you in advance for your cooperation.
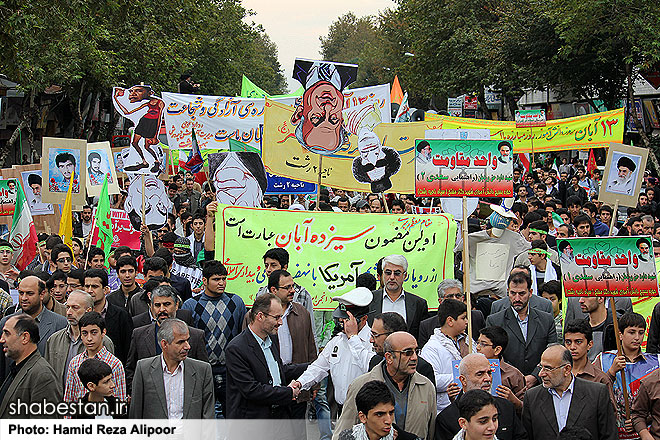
[600,142,648,207]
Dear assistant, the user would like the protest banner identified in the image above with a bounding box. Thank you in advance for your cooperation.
[90,208,141,250]
[559,236,660,297]
[162,83,390,153]
[0,180,17,216]
[214,204,457,310]
[263,99,431,192]
[452,359,502,396]
[599,142,648,208]
[425,108,625,153]
[414,139,514,197]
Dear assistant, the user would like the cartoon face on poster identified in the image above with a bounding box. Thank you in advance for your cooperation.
[112,85,166,175]
[20,171,53,215]
[124,175,172,230]
[290,59,358,155]
[209,152,267,207]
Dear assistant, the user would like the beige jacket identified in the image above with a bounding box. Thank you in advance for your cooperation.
[333,361,436,440]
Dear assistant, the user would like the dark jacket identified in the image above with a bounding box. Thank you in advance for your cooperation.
[522,377,617,440]
[418,310,485,348]
[225,328,308,419]
[131,309,193,329]
[435,392,527,440]
[104,300,134,364]
[368,289,429,340]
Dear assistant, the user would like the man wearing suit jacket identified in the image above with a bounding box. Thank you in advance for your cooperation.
[126,285,208,394]
[129,318,214,419]
[132,308,193,328]
[522,345,617,440]
[368,254,428,340]
[0,314,61,418]
[485,271,557,382]
[418,279,485,348]
[225,294,308,420]
[489,265,554,316]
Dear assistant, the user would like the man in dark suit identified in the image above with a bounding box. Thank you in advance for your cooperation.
[522,344,617,440]
[0,314,61,418]
[129,318,214,418]
[435,353,527,440]
[126,285,208,393]
[368,254,428,340]
[485,271,557,382]
[418,279,484,347]
[489,265,554,316]
[225,293,308,420]
[84,269,133,363]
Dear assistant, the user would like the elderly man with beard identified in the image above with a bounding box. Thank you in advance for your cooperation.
[335,332,437,440]
[125,285,207,394]
[352,129,402,193]
[607,156,637,196]
[435,353,527,440]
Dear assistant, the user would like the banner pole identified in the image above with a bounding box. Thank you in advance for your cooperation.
[609,200,619,236]
[382,193,389,213]
[462,196,472,352]
[141,175,146,224]
[83,216,97,270]
[610,296,631,418]
[530,127,535,169]
[316,156,322,211]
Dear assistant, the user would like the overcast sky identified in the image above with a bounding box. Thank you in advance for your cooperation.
[241,0,394,92]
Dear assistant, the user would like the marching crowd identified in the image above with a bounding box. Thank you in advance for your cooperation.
[2,157,660,440]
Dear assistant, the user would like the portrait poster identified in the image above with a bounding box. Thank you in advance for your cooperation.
[559,236,659,297]
[599,142,648,207]
[85,141,120,196]
[0,179,17,216]
[41,137,87,205]
[112,147,126,175]
[451,359,502,397]
[214,204,457,309]
[209,151,267,207]
[20,170,53,215]
[123,174,172,230]
[414,139,514,197]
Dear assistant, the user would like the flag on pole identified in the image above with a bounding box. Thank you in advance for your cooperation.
[394,92,410,122]
[93,175,112,268]
[58,172,75,248]
[552,211,564,228]
[391,75,404,105]
[183,129,204,174]
[552,158,559,176]
[518,153,531,177]
[587,149,597,177]
[9,182,37,270]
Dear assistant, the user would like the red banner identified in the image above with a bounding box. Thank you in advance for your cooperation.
[91,208,141,250]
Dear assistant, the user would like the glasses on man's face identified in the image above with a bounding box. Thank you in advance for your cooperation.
[383,269,403,277]
[370,330,393,339]
[57,257,72,263]
[263,312,283,321]
[389,348,421,357]
[476,341,493,348]
[277,284,295,291]
[537,363,568,373]
[443,293,464,300]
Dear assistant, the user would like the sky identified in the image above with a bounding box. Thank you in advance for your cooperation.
[241,0,395,92]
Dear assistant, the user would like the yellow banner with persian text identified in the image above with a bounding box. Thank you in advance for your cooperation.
[425,108,625,153]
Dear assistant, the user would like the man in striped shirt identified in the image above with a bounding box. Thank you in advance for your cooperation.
[63,311,126,403]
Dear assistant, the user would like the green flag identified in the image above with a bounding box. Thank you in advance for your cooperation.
[94,175,113,268]
[229,139,260,154]
[239,75,303,99]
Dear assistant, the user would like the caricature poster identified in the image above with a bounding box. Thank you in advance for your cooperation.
[123,175,171,230]
[41,137,87,205]
[208,152,267,207]
[85,141,120,196]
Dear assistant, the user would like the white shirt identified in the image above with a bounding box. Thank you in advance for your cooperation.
[278,304,294,365]
[381,291,407,322]
[296,324,373,404]
[161,355,184,419]
[549,376,575,431]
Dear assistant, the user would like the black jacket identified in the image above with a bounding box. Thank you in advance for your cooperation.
[104,300,134,364]
[368,289,430,340]
[131,309,193,329]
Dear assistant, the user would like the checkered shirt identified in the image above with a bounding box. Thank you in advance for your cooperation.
[63,346,126,403]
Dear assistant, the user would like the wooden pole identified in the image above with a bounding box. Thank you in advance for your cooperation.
[82,216,98,270]
[462,196,472,352]
[316,156,322,211]
[608,200,619,236]
[381,193,389,213]
[141,175,146,224]
[610,296,631,418]
[530,128,535,169]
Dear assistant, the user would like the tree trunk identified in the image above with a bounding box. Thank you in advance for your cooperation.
[478,90,492,120]
[626,63,659,172]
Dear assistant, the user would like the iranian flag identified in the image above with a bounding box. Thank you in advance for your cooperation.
[9,183,37,270]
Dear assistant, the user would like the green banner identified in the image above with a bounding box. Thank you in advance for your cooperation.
[240,75,304,99]
[214,204,457,310]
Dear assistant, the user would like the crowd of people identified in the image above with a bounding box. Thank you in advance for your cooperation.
[1,155,660,440]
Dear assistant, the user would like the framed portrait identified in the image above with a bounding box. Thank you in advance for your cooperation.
[41,137,87,205]
[20,170,54,215]
[86,141,120,196]
[599,142,648,207]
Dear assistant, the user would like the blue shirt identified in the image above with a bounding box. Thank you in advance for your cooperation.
[549,375,575,431]
[514,309,529,341]
[248,327,282,386]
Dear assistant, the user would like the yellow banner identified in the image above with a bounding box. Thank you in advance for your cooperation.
[425,108,625,153]
[264,99,435,193]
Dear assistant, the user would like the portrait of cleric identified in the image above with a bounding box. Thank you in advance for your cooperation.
[352,128,401,193]
[290,59,358,156]
[606,153,640,196]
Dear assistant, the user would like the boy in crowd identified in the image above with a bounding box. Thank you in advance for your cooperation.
[539,280,563,343]
[455,389,499,440]
[74,358,125,418]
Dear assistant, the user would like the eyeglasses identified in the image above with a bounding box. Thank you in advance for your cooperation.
[443,293,464,300]
[277,284,295,291]
[476,341,493,348]
[537,363,568,373]
[263,312,283,321]
[383,269,403,277]
[388,348,421,357]
[370,330,393,339]
[56,257,72,263]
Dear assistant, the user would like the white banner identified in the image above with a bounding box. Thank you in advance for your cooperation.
[162,83,391,152]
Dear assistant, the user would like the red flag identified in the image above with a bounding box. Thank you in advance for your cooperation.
[587,149,597,177]
[391,75,404,105]
[518,153,531,177]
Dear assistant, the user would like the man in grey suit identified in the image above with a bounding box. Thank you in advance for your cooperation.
[0,276,67,382]
[490,265,554,315]
[485,271,557,383]
[0,314,61,418]
[126,285,208,393]
[129,318,214,419]
[522,344,617,440]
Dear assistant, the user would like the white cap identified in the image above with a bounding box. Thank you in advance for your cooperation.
[332,287,373,307]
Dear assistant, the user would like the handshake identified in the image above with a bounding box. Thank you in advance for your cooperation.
[288,380,302,400]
